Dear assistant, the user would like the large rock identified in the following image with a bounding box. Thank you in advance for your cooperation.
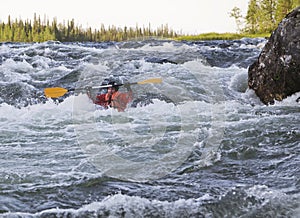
[248,7,300,104]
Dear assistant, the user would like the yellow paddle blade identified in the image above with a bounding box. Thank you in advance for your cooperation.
[137,78,162,85]
[44,87,69,98]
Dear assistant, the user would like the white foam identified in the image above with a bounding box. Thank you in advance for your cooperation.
[0,59,33,83]
[0,95,74,125]
[272,92,300,107]
[245,185,288,203]
[132,41,197,53]
[16,193,210,217]
[229,70,248,93]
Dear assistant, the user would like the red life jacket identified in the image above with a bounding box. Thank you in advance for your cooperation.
[94,93,109,108]
[104,91,133,112]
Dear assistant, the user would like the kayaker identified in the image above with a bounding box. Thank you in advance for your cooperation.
[87,79,133,112]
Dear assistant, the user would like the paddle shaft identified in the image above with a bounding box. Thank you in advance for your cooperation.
[44,78,162,98]
[90,78,162,89]
[91,82,136,89]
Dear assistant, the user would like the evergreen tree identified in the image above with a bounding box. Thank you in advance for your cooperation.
[292,0,300,8]
[244,0,299,34]
[245,0,261,33]
[276,0,293,23]
[0,14,179,42]
[260,0,277,32]
[4,21,12,41]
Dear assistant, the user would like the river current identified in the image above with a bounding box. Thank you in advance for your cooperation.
[0,39,299,217]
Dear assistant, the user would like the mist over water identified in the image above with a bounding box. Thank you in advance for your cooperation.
[0,39,299,217]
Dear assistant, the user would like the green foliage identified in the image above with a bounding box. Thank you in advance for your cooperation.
[235,0,299,34]
[176,32,270,41]
[245,0,261,33]
[0,14,178,42]
[276,0,294,23]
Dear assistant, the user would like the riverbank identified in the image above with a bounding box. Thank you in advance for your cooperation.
[176,32,271,41]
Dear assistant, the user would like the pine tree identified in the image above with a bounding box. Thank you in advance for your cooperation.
[292,0,300,8]
[245,0,261,33]
[0,14,178,42]
[244,0,297,34]
[262,0,277,32]
[276,0,293,23]
[4,22,12,41]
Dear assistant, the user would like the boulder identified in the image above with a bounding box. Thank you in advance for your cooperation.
[248,7,300,104]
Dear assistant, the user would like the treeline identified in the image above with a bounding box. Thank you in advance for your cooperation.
[0,14,178,42]
[231,0,300,34]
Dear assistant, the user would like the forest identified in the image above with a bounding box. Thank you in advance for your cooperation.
[0,0,299,42]
[0,14,177,42]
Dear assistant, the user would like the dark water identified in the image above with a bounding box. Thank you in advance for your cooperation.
[0,39,299,217]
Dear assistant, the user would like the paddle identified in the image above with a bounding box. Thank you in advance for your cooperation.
[44,78,162,98]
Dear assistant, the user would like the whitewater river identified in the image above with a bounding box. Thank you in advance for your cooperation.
[0,39,299,217]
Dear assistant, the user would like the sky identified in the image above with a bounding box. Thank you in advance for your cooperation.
[0,0,249,34]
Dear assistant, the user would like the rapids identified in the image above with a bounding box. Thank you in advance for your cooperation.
[0,39,299,217]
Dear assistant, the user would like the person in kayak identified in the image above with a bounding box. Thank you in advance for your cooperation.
[87,79,133,112]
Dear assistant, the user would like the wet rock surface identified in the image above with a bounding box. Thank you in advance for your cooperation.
[248,7,300,104]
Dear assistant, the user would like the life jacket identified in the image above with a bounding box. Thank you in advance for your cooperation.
[94,93,108,109]
[104,91,133,112]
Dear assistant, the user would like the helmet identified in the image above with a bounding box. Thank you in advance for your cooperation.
[101,79,110,86]
[101,77,120,91]
[107,78,119,91]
